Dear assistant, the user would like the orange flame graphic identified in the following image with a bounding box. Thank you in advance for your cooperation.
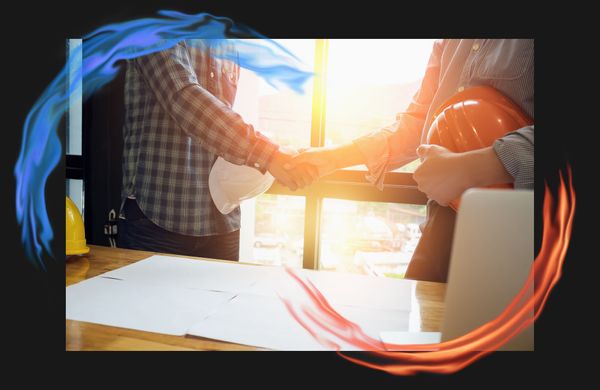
[281,167,575,375]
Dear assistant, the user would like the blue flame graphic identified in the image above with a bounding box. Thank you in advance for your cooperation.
[14,10,313,268]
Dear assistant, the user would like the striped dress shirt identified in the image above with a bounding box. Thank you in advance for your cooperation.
[354,39,534,190]
[120,40,279,236]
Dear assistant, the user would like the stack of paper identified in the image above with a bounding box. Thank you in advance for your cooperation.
[66,255,413,350]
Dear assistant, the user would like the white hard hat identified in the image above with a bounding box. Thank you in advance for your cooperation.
[209,157,275,214]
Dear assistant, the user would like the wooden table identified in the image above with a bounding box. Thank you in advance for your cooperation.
[66,245,446,351]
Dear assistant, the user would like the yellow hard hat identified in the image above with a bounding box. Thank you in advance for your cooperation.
[66,196,90,256]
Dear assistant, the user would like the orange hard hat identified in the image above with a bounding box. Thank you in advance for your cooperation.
[427,86,533,211]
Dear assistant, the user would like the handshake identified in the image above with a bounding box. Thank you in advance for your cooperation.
[264,138,505,206]
[266,146,343,191]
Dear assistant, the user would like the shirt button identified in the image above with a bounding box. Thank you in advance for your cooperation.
[472,42,480,51]
[210,71,215,78]
[457,86,465,92]
[254,163,260,168]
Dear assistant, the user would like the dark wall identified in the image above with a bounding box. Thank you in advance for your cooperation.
[82,62,125,246]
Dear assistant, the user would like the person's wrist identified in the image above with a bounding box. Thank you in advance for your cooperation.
[335,142,362,169]
[464,147,513,188]
[267,149,284,170]
[248,136,280,174]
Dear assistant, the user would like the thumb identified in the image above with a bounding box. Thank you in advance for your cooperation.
[416,144,430,158]
[283,153,308,170]
[416,144,444,159]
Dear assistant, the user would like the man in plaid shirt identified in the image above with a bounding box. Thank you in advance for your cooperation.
[117,40,316,260]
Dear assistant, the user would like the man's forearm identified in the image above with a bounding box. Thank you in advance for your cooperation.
[333,142,367,169]
[172,85,278,173]
[466,146,514,187]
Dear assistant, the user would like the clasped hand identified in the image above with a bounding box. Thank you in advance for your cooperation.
[413,144,513,206]
[267,148,318,191]
[267,146,339,191]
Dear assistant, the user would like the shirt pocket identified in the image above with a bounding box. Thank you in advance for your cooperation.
[221,59,239,87]
[475,40,533,80]
[219,53,240,106]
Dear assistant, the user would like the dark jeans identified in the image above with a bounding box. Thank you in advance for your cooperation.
[117,198,240,261]
[405,201,456,283]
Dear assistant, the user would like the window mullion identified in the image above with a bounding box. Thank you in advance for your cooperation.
[303,39,329,270]
[310,39,328,148]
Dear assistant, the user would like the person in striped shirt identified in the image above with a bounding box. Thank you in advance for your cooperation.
[285,39,534,282]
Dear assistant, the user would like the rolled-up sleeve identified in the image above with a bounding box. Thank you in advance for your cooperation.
[352,39,445,190]
[493,125,534,189]
[134,41,279,173]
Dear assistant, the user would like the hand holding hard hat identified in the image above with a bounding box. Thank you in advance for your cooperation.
[209,157,276,215]
[414,86,533,210]
[210,146,317,214]
[414,143,513,208]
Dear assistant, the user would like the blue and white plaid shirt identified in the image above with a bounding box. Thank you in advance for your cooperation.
[121,40,279,236]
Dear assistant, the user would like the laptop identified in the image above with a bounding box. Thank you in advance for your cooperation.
[381,189,534,351]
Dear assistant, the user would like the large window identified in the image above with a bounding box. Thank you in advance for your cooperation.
[240,194,305,268]
[248,39,315,149]
[236,39,434,277]
[320,199,425,277]
[326,39,434,173]
[234,40,315,267]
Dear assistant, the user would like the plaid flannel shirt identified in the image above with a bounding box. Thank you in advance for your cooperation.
[121,40,279,236]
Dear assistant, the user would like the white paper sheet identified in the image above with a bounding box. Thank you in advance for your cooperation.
[67,255,415,349]
[186,293,410,351]
[242,267,413,311]
[100,255,269,293]
[334,305,410,337]
[300,269,413,311]
[187,294,327,350]
[66,276,236,335]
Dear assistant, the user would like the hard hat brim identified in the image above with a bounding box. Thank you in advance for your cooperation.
[66,246,90,256]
